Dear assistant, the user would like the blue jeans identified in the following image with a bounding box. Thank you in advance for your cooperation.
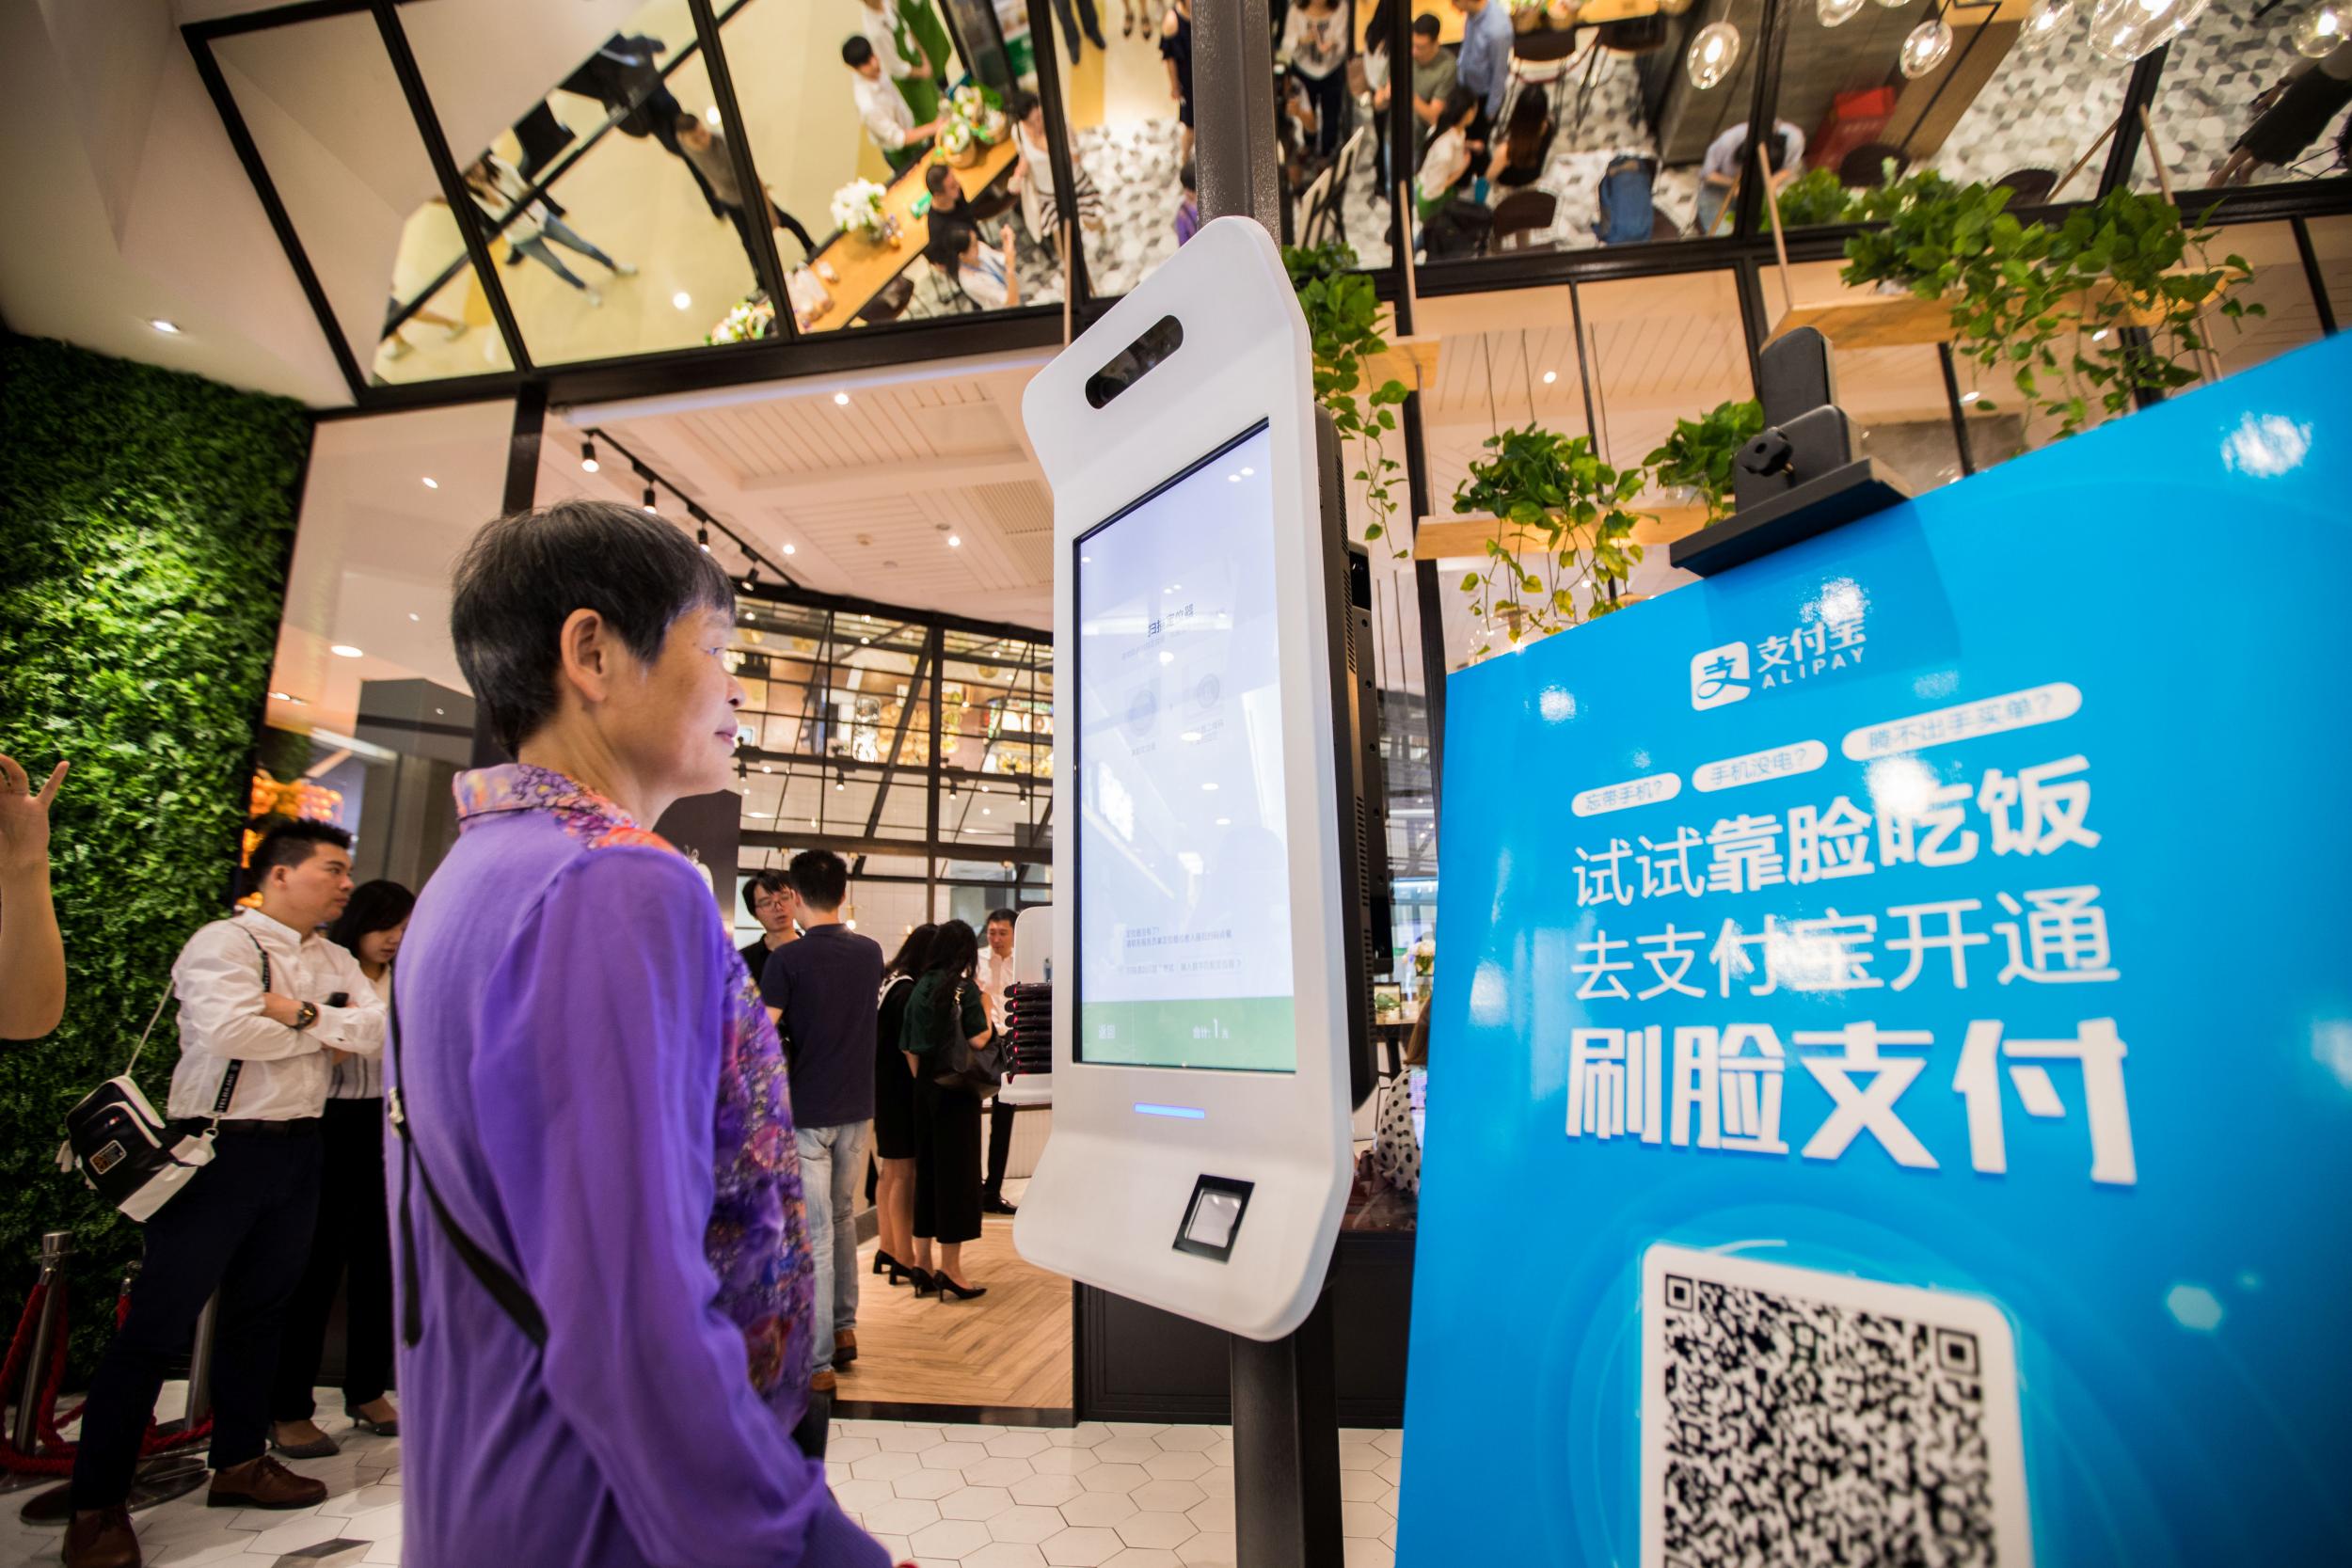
[797,1121,866,1373]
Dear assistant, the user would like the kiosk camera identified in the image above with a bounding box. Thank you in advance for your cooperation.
[1014,215,1363,1343]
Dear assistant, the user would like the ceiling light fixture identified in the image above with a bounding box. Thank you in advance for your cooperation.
[782,542,797,555]
[833,391,850,406]
[1541,370,1558,384]
[643,484,658,512]
[330,644,364,658]
[744,564,761,592]
[697,525,711,551]
[673,292,693,310]
[421,476,438,489]
[148,319,183,335]
[1686,22,1740,88]
[947,534,961,547]
[581,440,599,472]
[705,104,723,125]
[408,612,421,622]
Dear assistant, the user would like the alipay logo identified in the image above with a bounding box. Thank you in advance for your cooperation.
[1691,642,1750,709]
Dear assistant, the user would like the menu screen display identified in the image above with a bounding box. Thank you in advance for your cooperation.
[1073,422,1297,1072]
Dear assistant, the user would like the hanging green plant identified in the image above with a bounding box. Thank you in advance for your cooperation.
[1841,175,2260,437]
[1282,241,1410,554]
[1643,398,1761,524]
[1450,425,1646,655]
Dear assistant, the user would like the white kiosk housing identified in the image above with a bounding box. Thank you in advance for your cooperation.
[1013,216,1353,1342]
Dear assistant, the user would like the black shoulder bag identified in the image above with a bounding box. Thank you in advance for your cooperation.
[385,974,549,1350]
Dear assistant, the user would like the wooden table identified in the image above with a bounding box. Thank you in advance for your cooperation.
[803,136,1021,331]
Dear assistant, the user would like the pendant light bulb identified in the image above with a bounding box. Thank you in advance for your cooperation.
[1818,0,1867,24]
[2022,0,2074,46]
[1899,15,1954,75]
[2293,1,2346,55]
[2087,0,2210,62]
[1685,22,1741,88]
[580,440,598,473]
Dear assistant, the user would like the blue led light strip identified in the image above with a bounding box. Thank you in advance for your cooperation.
[1134,1102,1208,1120]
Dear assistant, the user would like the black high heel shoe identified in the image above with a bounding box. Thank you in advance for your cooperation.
[873,1249,901,1277]
[934,1274,988,1302]
[910,1266,938,1296]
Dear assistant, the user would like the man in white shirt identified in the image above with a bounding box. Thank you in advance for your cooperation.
[65,819,386,1568]
[975,907,1019,1214]
[843,34,941,175]
[1695,119,1807,235]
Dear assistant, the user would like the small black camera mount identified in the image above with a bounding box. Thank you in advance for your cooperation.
[1670,325,1914,577]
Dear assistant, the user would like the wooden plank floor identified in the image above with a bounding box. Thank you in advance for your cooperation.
[835,1214,1074,1410]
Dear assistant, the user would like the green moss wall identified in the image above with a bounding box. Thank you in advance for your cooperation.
[0,335,311,1374]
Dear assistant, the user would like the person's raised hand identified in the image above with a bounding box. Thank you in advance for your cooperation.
[999,223,1015,251]
[0,754,67,879]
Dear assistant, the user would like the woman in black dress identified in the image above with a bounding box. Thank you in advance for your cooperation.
[901,919,992,1299]
[871,924,935,1285]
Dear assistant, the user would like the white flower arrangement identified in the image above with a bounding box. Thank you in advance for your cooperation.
[829,178,889,239]
[707,296,774,345]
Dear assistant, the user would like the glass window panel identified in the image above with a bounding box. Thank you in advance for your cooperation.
[212,13,516,387]
[2156,221,2336,388]
[2312,214,2352,325]
[403,1,763,364]
[259,402,515,890]
[2139,0,2352,196]
[1773,0,2134,233]
[719,0,1060,332]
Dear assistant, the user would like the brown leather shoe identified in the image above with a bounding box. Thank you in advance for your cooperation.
[206,1453,327,1511]
[61,1506,139,1568]
[809,1368,838,1394]
[834,1328,858,1368]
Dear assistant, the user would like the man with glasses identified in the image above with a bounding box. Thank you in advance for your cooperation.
[740,868,798,981]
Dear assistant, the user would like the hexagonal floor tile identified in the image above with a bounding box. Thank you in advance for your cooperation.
[924,1441,992,1470]
[1202,1440,1234,1467]
[894,1467,963,1501]
[829,1436,882,1463]
[850,1450,925,1482]
[1077,1463,1150,1495]
[1101,1549,1183,1568]
[1060,1489,1140,1528]
[987,1430,1055,1459]
[1041,1525,1127,1567]
[1184,1495,1234,1535]
[1141,1450,1213,1482]
[1128,1481,1205,1515]
[1151,1426,1219,1453]
[1175,1530,1238,1566]
[1029,1447,1101,1477]
[1113,1511,1197,1550]
[1336,1444,1383,1472]
[1045,1423,1113,1448]
[940,1484,1016,1522]
[831,1477,898,1513]
[1342,1499,1389,1539]
[1339,1470,1386,1502]
[1373,1455,1403,1485]
[863,1497,945,1536]
[909,1516,994,1559]
[964,1455,1038,1488]
[876,1425,947,1452]
[1370,1430,1406,1459]
[965,1543,1050,1568]
[987,1503,1070,1544]
[1009,1472,1087,1509]
[1342,1536,1394,1568]
[1091,1436,1161,1465]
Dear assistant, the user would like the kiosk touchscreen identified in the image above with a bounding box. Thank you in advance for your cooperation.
[1013,216,1353,1341]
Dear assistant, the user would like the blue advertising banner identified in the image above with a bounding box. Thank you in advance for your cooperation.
[1397,332,2352,1565]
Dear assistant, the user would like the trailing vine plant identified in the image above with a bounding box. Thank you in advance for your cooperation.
[1282,241,1410,554]
[1644,398,1762,524]
[1451,425,1645,656]
[1841,173,2260,437]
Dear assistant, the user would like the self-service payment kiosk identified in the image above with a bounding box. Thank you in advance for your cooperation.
[1015,214,1367,1563]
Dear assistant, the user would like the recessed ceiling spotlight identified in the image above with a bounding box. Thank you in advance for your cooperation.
[148,319,183,335]
[782,542,797,555]
[673,292,692,310]
[1961,390,1984,404]
[704,104,722,125]
[947,534,961,547]
[330,644,364,658]
[833,391,850,406]
[408,612,421,622]
[270,690,291,701]
[421,476,438,489]
[1542,370,1558,384]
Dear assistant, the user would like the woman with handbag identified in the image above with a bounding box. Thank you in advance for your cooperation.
[871,924,936,1287]
[900,919,991,1301]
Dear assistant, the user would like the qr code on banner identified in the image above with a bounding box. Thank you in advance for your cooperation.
[1640,1244,2032,1568]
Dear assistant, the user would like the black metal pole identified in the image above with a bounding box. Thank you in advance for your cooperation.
[1731,0,1791,240]
[1937,343,1978,477]
[1231,1281,1343,1568]
[373,0,533,372]
[687,0,796,339]
[1192,0,1283,230]
[503,383,548,515]
[2293,217,2339,337]
[1029,12,1095,312]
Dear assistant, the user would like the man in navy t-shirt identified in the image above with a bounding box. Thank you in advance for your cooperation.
[759,850,884,1389]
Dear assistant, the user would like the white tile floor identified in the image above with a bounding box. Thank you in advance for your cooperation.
[2,1402,1406,1568]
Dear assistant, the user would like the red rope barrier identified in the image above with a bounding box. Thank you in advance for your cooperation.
[2,1279,213,1476]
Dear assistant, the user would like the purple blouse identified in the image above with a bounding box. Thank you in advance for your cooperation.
[388,764,883,1568]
